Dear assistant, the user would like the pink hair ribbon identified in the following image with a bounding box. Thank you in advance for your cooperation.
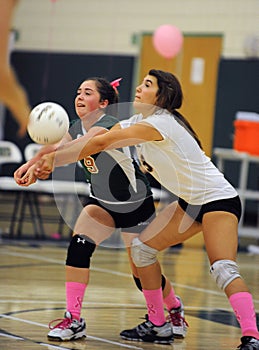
[110,78,122,93]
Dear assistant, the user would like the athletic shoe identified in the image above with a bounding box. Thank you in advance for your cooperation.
[167,296,189,338]
[48,311,86,341]
[120,316,174,344]
[237,336,259,349]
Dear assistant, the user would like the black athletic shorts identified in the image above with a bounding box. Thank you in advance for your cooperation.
[178,196,242,223]
[85,195,156,233]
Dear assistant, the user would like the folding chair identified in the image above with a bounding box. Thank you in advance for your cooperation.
[0,140,24,236]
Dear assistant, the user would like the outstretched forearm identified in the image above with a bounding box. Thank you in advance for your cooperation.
[53,134,105,166]
[34,123,159,175]
[52,126,113,166]
[55,123,158,165]
[34,127,110,176]
[54,132,131,166]
[28,144,59,167]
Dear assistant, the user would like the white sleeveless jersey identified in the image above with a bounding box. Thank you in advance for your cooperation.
[120,110,237,205]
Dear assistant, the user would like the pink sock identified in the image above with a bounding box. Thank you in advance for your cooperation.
[143,288,166,326]
[229,292,259,338]
[66,282,86,320]
[163,287,181,311]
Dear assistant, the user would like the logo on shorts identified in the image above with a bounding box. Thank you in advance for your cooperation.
[137,221,149,226]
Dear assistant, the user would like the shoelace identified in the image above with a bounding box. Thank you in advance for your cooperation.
[167,310,189,327]
[48,317,72,330]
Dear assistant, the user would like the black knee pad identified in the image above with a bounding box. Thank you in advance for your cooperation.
[66,234,96,268]
[133,274,166,292]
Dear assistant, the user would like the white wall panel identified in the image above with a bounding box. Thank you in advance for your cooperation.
[12,0,259,57]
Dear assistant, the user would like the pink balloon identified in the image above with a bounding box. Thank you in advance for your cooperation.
[153,25,183,59]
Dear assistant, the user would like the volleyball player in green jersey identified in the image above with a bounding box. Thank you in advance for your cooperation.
[68,112,151,206]
[14,77,187,343]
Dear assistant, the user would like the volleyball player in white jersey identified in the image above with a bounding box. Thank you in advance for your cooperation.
[33,69,259,349]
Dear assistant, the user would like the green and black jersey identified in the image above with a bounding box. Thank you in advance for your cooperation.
[69,115,152,204]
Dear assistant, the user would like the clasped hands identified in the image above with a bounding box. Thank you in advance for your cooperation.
[14,153,55,187]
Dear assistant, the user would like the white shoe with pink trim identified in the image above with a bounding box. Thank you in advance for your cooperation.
[48,311,86,341]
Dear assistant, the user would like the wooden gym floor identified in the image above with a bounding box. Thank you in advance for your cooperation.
[0,238,259,350]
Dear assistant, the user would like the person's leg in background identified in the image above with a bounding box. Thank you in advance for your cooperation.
[0,0,30,137]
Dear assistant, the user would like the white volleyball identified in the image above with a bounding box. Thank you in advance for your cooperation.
[27,102,69,144]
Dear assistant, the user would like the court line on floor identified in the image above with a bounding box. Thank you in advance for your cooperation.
[1,249,259,303]
[0,330,69,350]
[0,314,144,350]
